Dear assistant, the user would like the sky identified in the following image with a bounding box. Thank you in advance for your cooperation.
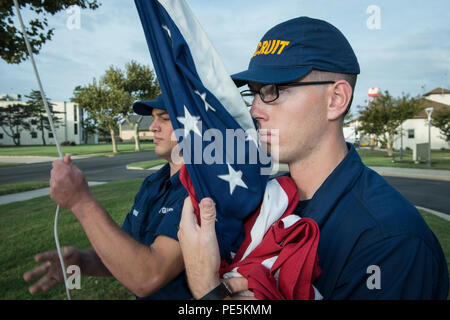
[1,0,449,112]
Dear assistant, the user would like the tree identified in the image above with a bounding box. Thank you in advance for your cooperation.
[26,90,63,146]
[431,108,450,148]
[72,79,132,153]
[343,110,354,127]
[0,103,32,145]
[102,60,160,151]
[358,91,422,157]
[1,0,100,64]
[80,110,98,144]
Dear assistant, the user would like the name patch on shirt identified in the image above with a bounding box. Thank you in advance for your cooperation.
[159,207,174,215]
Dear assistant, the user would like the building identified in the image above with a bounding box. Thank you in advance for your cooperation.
[119,115,154,142]
[0,94,97,146]
[393,88,450,150]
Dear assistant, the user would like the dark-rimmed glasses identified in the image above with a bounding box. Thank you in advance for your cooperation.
[240,81,336,103]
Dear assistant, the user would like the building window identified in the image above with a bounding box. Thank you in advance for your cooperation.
[31,132,37,139]
[74,123,78,135]
[0,133,3,139]
[31,119,37,125]
[14,133,20,139]
[74,105,77,122]
[49,132,54,138]
[407,129,415,139]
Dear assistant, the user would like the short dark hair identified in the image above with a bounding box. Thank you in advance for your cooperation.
[305,69,357,117]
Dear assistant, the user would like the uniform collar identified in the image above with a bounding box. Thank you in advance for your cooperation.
[302,143,364,227]
[169,167,182,188]
[145,163,182,188]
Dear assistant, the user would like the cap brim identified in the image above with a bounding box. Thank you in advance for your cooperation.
[132,99,167,116]
[231,66,313,87]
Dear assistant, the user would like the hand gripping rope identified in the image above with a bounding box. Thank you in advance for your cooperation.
[13,0,71,300]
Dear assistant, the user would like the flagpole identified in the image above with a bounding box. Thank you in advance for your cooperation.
[13,0,71,300]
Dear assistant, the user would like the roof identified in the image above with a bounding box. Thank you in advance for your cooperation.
[423,88,450,96]
[413,98,450,119]
[120,115,153,131]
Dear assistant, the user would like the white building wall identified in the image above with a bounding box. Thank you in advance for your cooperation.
[393,118,448,150]
[0,100,85,146]
[425,93,450,106]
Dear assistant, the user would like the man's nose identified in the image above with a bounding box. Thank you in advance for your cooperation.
[149,120,159,132]
[250,95,267,122]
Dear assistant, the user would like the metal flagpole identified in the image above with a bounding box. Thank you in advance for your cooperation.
[13,0,71,300]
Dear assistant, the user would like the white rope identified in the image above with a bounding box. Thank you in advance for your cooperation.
[13,0,71,300]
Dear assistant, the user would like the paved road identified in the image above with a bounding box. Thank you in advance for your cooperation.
[0,151,159,185]
[1,154,448,215]
[383,176,450,215]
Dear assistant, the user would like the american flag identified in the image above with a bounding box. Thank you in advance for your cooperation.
[134,0,272,258]
[221,176,322,300]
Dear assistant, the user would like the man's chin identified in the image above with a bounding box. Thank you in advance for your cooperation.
[260,142,280,159]
[154,147,167,159]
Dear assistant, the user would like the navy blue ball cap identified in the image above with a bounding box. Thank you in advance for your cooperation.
[132,94,166,116]
[232,16,360,87]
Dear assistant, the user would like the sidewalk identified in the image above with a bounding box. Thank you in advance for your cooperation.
[0,155,94,164]
[276,163,450,181]
[0,182,106,205]
[368,166,450,181]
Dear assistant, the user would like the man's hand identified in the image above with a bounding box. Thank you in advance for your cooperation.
[223,277,252,297]
[23,246,81,294]
[178,197,221,299]
[50,154,92,210]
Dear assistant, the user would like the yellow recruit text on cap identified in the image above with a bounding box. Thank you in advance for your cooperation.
[252,40,290,57]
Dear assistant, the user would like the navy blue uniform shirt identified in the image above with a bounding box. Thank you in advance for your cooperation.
[122,163,192,300]
[295,143,449,299]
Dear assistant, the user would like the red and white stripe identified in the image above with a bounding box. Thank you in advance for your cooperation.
[221,176,322,300]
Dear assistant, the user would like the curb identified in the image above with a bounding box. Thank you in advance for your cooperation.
[416,206,450,221]
[126,164,166,171]
[126,165,145,171]
[0,181,107,205]
[373,171,450,182]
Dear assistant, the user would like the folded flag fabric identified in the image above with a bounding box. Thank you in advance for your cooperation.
[221,176,322,300]
[134,0,272,258]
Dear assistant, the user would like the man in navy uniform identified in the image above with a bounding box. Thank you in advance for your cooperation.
[24,95,192,299]
[178,17,449,300]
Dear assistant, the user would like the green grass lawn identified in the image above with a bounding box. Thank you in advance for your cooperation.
[357,148,450,170]
[0,181,50,196]
[418,210,450,300]
[128,159,167,170]
[0,162,21,167]
[0,179,143,300]
[0,142,155,158]
[0,178,448,299]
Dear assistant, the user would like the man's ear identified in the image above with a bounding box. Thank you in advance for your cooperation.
[327,80,352,121]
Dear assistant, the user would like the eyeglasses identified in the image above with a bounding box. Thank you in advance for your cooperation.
[240,81,336,104]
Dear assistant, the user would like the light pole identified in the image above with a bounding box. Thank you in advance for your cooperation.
[400,123,403,161]
[425,107,434,167]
